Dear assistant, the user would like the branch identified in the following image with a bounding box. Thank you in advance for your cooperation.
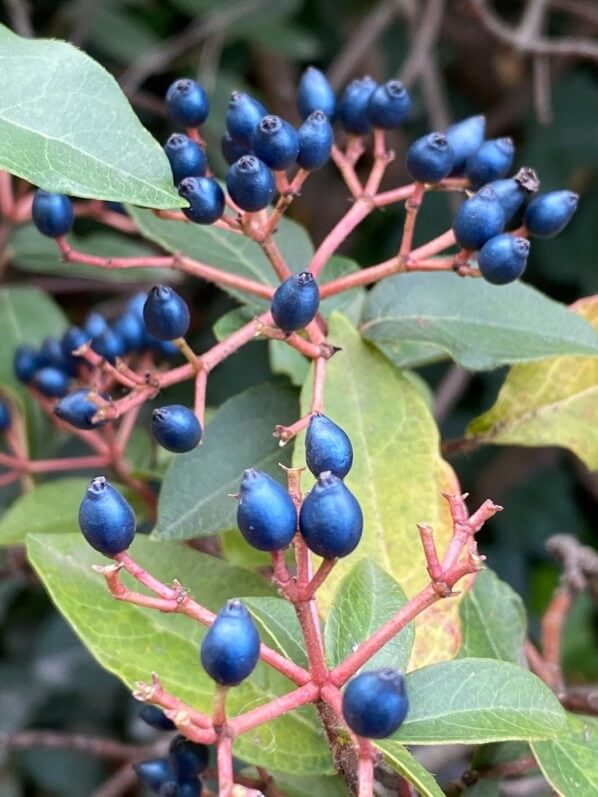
[0,730,153,760]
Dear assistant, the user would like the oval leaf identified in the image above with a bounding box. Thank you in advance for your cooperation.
[532,713,598,797]
[375,741,444,797]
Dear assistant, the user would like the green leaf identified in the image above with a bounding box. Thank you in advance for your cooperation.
[393,658,565,744]
[376,741,444,797]
[254,772,348,797]
[27,533,332,774]
[324,559,414,671]
[320,256,366,325]
[0,478,87,545]
[361,273,598,370]
[0,25,182,208]
[269,341,310,387]
[532,713,598,797]
[459,570,526,664]
[244,596,307,667]
[467,296,598,470]
[154,383,298,540]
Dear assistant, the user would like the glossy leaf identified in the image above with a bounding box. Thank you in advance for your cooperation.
[244,596,307,667]
[0,478,87,545]
[376,741,444,797]
[532,713,598,797]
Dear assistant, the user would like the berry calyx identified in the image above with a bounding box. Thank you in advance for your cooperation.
[342,668,408,739]
[226,155,275,212]
[152,405,202,453]
[0,400,11,431]
[78,477,136,556]
[338,76,378,135]
[139,705,176,732]
[453,185,506,250]
[169,735,209,778]
[32,366,70,398]
[32,190,74,238]
[143,286,190,341]
[406,133,455,183]
[367,80,411,129]
[297,66,336,120]
[200,599,260,686]
[466,137,515,189]
[524,190,579,238]
[252,115,299,171]
[226,91,267,148]
[54,388,107,430]
[478,234,530,285]
[297,111,334,171]
[164,134,207,185]
[270,271,320,333]
[299,471,363,559]
[178,177,225,225]
[444,115,486,175]
[306,413,353,479]
[165,78,209,128]
[236,469,297,552]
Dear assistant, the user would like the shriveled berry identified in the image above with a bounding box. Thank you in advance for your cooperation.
[134,759,175,792]
[445,115,486,175]
[179,176,225,225]
[252,115,299,171]
[139,705,176,732]
[14,344,41,384]
[342,668,408,739]
[220,131,250,166]
[91,328,126,364]
[306,414,353,479]
[200,599,260,686]
[226,91,267,148]
[297,66,336,120]
[466,137,514,189]
[169,735,209,778]
[237,469,297,552]
[0,401,11,431]
[164,134,207,185]
[226,155,274,212]
[299,471,363,559]
[453,185,506,250]
[54,388,107,430]
[297,111,334,171]
[338,76,377,135]
[79,477,136,556]
[165,78,209,128]
[478,234,530,285]
[271,271,320,333]
[32,190,74,237]
[524,190,579,238]
[144,286,190,341]
[152,405,202,453]
[84,311,109,340]
[32,366,70,398]
[406,133,454,183]
[367,80,411,129]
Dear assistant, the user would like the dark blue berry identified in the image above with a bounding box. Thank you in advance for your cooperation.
[54,388,107,430]
[128,292,148,319]
[226,91,267,148]
[84,311,109,340]
[338,76,377,135]
[306,414,353,479]
[164,134,207,185]
[367,80,411,129]
[466,137,514,189]
[297,111,334,171]
[61,326,90,361]
[134,759,175,792]
[524,190,579,238]
[478,234,530,285]
[165,79,209,128]
[453,185,506,250]
[32,366,70,398]
[488,178,528,221]
[91,328,126,364]
[271,271,320,333]
[0,401,11,431]
[406,133,455,183]
[32,190,74,237]
[144,286,190,341]
[178,177,225,225]
[169,735,209,778]
[445,115,486,175]
[220,132,250,166]
[79,477,136,556]
[152,405,202,453]
[39,337,75,375]
[226,155,274,212]
[148,337,180,359]
[342,668,408,739]
[252,116,299,171]
[112,313,145,352]
[297,66,336,120]
[200,599,260,686]
[160,781,201,797]
[140,705,177,732]
[237,469,297,552]
[299,471,363,559]
[14,344,41,384]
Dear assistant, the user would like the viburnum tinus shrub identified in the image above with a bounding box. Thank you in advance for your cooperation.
[0,23,596,797]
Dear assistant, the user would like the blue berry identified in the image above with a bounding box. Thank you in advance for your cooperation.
[226,155,274,212]
[32,366,70,398]
[453,185,506,250]
[271,271,320,333]
[478,234,530,285]
[297,111,334,171]
[84,311,109,340]
[160,781,202,797]
[14,344,41,384]
[406,133,455,183]
[164,134,207,185]
[0,401,11,431]
[152,405,202,453]
[54,388,107,430]
[32,190,74,237]
[367,80,411,129]
[144,286,190,341]
[226,91,267,148]
[39,337,75,374]
[338,76,377,135]
[306,414,353,479]
[466,137,514,189]
[169,735,209,777]
[487,178,528,221]
[237,469,297,552]
[165,79,209,128]
[220,131,250,166]
[112,313,145,352]
[252,115,299,171]
[134,759,175,792]
[524,190,579,238]
[342,668,408,739]
[297,66,336,120]
[445,115,486,175]
[148,337,180,359]
[140,705,176,732]
[79,477,136,557]
[299,471,363,559]
[200,599,260,686]
[61,326,90,360]
[127,292,148,319]
[91,328,126,364]
[178,177,225,225]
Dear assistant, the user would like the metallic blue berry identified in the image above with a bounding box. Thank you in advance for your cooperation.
[164,134,207,185]
[54,388,107,430]
[61,326,89,361]
[147,336,180,359]
[466,137,514,189]
[271,271,320,333]
[32,366,70,398]
[226,91,267,148]
[169,735,209,778]
[220,131,250,166]
[478,234,530,285]
[297,111,334,171]
[79,476,136,556]
[297,66,336,120]
[152,405,202,453]
[14,344,41,384]
[0,401,11,431]
[488,178,527,221]
[84,311,109,340]
[299,471,363,559]
[134,759,175,792]
[178,177,225,225]
[252,115,299,171]
[453,185,506,250]
[143,285,190,341]
[306,414,353,479]
[91,328,126,364]
[406,133,454,183]
[338,76,377,135]
[445,115,486,175]
[112,313,145,352]
[226,155,274,212]
[237,469,297,552]
[32,190,74,237]
[200,599,260,686]
[367,80,411,129]
[139,705,176,732]
[524,190,579,238]
[160,781,202,797]
[342,668,408,739]
[39,337,75,374]
[165,78,209,128]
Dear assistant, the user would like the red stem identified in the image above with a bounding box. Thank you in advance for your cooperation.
[229,683,319,736]
[217,734,234,797]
